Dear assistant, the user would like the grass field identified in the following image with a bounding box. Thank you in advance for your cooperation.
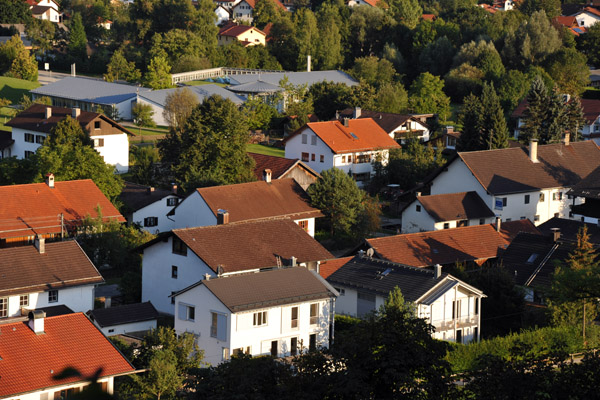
[184,80,228,88]
[0,76,40,104]
[247,143,285,157]
[0,107,16,132]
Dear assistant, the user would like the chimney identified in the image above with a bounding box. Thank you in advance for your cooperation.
[434,264,442,279]
[416,192,421,197]
[563,132,570,146]
[445,126,454,134]
[217,209,229,225]
[550,227,561,243]
[45,106,52,119]
[343,118,349,127]
[204,273,211,281]
[28,310,46,334]
[171,183,178,194]
[34,235,45,254]
[353,107,361,119]
[263,168,272,183]
[72,107,80,119]
[290,256,297,267]
[45,173,54,188]
[147,186,155,194]
[495,217,501,232]
[529,139,539,163]
[307,55,311,72]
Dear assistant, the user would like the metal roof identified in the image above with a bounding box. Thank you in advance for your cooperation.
[139,84,246,106]
[228,70,358,87]
[227,80,283,94]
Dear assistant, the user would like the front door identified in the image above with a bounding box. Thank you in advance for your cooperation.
[270,340,278,357]
[456,329,462,344]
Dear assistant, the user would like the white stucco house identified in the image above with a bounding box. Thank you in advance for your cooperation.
[5,104,131,172]
[326,255,486,343]
[0,238,103,319]
[425,140,600,225]
[401,191,496,233]
[0,312,135,400]
[573,6,600,27]
[119,182,181,233]
[88,302,159,336]
[28,0,61,22]
[173,267,337,365]
[139,218,333,314]
[166,178,322,237]
[283,118,400,186]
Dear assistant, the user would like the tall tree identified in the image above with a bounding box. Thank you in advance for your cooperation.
[480,82,509,150]
[104,49,141,83]
[162,87,199,133]
[68,13,88,61]
[314,3,343,70]
[144,56,172,90]
[375,82,408,114]
[544,48,589,97]
[565,96,585,141]
[294,8,319,71]
[457,93,485,152]
[132,103,156,135]
[36,116,123,202]
[389,0,422,29]
[520,75,548,143]
[408,72,451,122]
[253,0,284,29]
[168,95,256,191]
[0,0,32,23]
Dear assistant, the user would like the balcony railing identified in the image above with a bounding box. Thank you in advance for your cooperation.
[431,315,478,331]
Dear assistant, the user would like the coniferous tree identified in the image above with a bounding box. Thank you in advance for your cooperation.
[520,76,548,143]
[480,82,509,149]
[544,88,568,144]
[565,96,585,141]
[68,13,88,61]
[457,93,485,151]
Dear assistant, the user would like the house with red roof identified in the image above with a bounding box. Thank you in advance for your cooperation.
[232,0,285,22]
[0,175,125,247]
[0,312,135,399]
[26,0,61,22]
[283,118,400,186]
[139,218,333,313]
[512,98,600,143]
[347,0,379,7]
[249,152,320,190]
[573,6,600,27]
[6,104,132,172]
[218,22,266,46]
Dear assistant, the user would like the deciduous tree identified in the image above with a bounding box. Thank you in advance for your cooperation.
[408,72,451,122]
[144,56,172,90]
[104,49,141,83]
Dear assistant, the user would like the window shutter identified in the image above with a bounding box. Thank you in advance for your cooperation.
[178,303,186,320]
[217,314,227,341]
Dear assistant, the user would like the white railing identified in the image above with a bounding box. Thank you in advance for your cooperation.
[171,67,289,85]
[431,315,478,331]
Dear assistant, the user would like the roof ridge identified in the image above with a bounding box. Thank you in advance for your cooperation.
[357,255,435,275]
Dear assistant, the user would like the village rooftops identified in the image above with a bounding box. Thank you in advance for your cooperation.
[6,104,133,135]
[173,267,336,313]
[0,240,103,297]
[248,153,320,181]
[119,182,180,213]
[138,84,245,107]
[285,119,401,154]
[88,302,159,328]
[218,23,265,37]
[413,191,495,222]
[512,98,600,125]
[140,218,333,274]
[568,165,600,199]
[537,217,600,244]
[0,313,135,398]
[337,108,430,134]
[0,179,125,240]
[366,219,540,268]
[327,255,485,303]
[457,141,600,195]
[171,178,322,222]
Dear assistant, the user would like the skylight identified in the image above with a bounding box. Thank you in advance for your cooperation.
[526,254,539,264]
[350,132,358,139]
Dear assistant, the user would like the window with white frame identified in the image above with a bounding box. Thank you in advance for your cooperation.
[291,307,298,328]
[301,134,307,144]
[166,197,178,206]
[178,302,195,321]
[254,310,267,326]
[310,303,318,325]
[36,135,45,144]
[211,312,227,340]
[48,290,58,303]
[0,297,7,317]
[20,294,28,307]
[24,133,34,143]
[144,217,158,227]
[93,138,104,147]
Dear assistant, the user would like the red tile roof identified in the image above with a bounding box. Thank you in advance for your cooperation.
[458,141,600,195]
[240,0,286,9]
[194,178,322,223]
[171,219,333,273]
[582,6,600,17]
[218,23,265,38]
[319,256,353,279]
[0,180,125,240]
[285,119,400,154]
[0,313,134,398]
[553,15,578,27]
[248,153,319,181]
[0,241,103,297]
[421,13,436,20]
[366,220,540,267]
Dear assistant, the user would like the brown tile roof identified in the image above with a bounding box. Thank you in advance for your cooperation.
[195,178,322,222]
[319,256,352,279]
[172,219,333,273]
[337,108,419,134]
[568,165,600,199]
[0,313,134,398]
[200,267,335,312]
[366,220,540,267]
[218,23,265,38]
[88,302,158,327]
[416,191,495,222]
[0,131,14,149]
[284,119,400,154]
[458,141,600,195]
[119,182,179,212]
[6,104,133,135]
[248,153,319,181]
[0,240,103,297]
[0,179,125,240]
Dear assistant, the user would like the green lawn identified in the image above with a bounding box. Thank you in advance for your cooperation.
[247,143,285,157]
[0,76,40,104]
[184,80,228,88]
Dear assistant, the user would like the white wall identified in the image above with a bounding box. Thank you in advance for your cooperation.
[169,192,217,230]
[141,236,214,314]
[175,283,332,366]
[232,0,253,21]
[8,378,114,400]
[132,194,180,233]
[137,97,167,126]
[10,127,45,159]
[575,11,600,27]
[90,132,129,173]
[98,319,157,336]
[6,285,95,317]
[293,217,315,237]
[401,201,436,233]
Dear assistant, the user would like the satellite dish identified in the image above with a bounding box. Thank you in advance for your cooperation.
[366,248,375,258]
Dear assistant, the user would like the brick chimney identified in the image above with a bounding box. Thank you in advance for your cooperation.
[217,209,229,225]
[45,173,54,188]
[263,169,272,183]
[28,310,46,334]
[45,106,52,119]
[72,107,81,118]
[496,217,501,232]
[353,107,361,119]
[529,139,539,163]
[34,235,45,254]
